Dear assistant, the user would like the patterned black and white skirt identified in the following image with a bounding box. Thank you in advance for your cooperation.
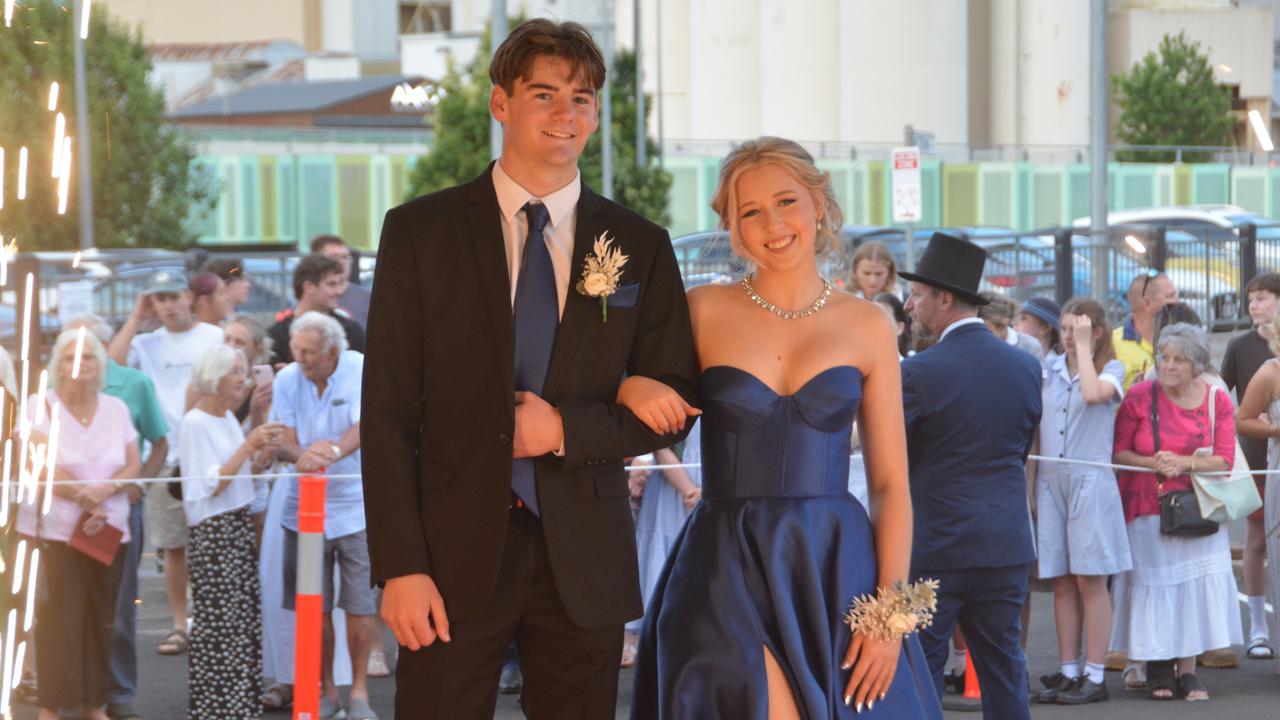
[188,507,262,720]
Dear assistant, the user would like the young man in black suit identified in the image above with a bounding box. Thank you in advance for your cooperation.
[361,19,698,718]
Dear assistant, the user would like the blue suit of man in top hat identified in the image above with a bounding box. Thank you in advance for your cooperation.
[899,233,1043,720]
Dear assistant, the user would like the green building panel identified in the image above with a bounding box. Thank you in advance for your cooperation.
[1189,164,1230,205]
[942,164,980,227]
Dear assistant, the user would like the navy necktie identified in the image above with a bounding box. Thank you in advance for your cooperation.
[511,201,555,515]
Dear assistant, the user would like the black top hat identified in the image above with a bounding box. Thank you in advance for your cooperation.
[898,232,990,305]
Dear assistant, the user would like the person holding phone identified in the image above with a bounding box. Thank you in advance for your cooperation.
[180,345,282,719]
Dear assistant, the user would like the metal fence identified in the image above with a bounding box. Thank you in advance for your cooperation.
[672,222,1270,331]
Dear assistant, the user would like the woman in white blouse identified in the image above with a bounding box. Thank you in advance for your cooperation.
[179,345,281,719]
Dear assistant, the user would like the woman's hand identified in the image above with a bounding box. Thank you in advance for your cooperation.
[76,482,116,510]
[247,422,283,451]
[683,487,702,510]
[249,379,273,418]
[1153,450,1188,477]
[212,478,232,497]
[616,376,700,435]
[842,632,901,711]
[82,506,109,536]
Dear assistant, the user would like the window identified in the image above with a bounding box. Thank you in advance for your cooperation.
[400,1,451,33]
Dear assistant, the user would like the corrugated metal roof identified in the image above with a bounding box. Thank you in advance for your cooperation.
[168,74,424,118]
[149,40,296,62]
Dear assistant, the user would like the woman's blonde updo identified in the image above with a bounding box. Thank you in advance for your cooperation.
[709,136,845,267]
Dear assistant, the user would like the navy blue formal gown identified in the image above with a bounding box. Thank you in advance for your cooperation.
[631,366,942,719]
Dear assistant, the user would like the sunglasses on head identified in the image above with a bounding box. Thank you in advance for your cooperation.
[1138,268,1160,296]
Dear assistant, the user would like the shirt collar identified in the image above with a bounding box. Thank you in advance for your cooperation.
[1005,328,1020,346]
[492,160,580,230]
[1047,351,1071,381]
[1123,317,1141,342]
[940,317,986,342]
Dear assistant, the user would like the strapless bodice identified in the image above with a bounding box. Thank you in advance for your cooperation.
[699,365,862,499]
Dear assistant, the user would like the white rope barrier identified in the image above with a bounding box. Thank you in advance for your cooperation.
[9,452,1258,487]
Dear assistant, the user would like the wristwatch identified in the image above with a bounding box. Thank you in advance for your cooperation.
[330,443,342,461]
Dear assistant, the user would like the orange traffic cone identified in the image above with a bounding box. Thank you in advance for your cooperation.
[962,651,981,699]
[942,652,983,712]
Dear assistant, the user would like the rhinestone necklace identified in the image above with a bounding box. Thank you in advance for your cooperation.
[741,275,833,320]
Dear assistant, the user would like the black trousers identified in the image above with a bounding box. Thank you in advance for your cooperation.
[36,540,124,710]
[395,507,623,719]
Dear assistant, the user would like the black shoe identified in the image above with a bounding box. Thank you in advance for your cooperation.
[1040,670,1067,690]
[944,669,965,694]
[106,703,144,720]
[1059,677,1109,705]
[1034,673,1080,704]
[498,664,523,695]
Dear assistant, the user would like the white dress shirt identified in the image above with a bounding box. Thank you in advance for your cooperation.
[492,160,580,317]
[940,316,986,341]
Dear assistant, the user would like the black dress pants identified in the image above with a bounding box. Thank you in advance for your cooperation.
[395,507,623,719]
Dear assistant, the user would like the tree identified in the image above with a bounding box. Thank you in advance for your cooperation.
[1112,32,1235,163]
[405,28,671,226]
[0,0,211,250]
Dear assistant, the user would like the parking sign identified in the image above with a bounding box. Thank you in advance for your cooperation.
[891,146,922,223]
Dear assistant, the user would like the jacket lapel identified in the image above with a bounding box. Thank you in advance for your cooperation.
[543,182,604,400]
[465,163,516,400]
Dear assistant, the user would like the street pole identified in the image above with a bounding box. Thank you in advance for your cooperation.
[1089,0,1108,301]
[655,0,664,168]
[72,0,93,250]
[634,0,645,168]
[600,0,614,199]
[489,0,507,161]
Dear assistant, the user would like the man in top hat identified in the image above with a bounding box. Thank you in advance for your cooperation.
[900,233,1043,720]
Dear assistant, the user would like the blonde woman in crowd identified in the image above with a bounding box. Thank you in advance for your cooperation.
[20,329,140,720]
[848,241,900,299]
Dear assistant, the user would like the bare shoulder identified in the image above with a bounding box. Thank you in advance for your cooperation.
[826,291,894,336]
[687,282,739,316]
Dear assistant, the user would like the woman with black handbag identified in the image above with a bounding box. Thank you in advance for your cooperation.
[1111,322,1242,702]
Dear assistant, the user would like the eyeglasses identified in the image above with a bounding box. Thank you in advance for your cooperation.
[1138,268,1161,297]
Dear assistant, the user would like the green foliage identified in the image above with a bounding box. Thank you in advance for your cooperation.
[1112,32,1235,163]
[404,28,671,226]
[0,0,212,250]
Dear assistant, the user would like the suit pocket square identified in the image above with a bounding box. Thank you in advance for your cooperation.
[608,281,640,308]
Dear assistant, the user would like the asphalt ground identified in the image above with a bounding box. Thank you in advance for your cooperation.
[10,545,1277,719]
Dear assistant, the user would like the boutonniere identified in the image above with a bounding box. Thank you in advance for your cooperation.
[575,231,629,322]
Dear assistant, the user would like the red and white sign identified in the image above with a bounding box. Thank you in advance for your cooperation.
[891,146,923,223]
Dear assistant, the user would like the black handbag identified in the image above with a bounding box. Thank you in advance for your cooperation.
[1151,384,1218,537]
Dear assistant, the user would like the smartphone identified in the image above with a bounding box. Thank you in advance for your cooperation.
[251,364,274,386]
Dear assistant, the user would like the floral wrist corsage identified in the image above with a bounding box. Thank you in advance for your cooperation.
[844,579,940,642]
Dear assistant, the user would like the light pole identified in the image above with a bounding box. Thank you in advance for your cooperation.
[634,0,645,168]
[600,0,614,199]
[72,0,93,249]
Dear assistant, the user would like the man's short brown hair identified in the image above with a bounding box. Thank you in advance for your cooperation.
[293,254,343,301]
[489,19,606,94]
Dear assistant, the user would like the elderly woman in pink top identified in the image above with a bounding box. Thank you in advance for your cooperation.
[19,329,140,720]
[1110,322,1241,703]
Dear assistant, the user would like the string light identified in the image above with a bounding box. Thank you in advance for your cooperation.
[15,147,26,201]
[47,81,58,111]
[78,0,89,39]
[56,136,71,215]
[71,326,85,378]
[52,112,64,177]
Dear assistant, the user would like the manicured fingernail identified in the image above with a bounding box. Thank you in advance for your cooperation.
[856,701,864,713]
[879,691,886,701]
[844,695,852,706]
[868,699,875,711]
[841,660,852,670]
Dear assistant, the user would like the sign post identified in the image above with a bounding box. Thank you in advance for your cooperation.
[891,146,923,271]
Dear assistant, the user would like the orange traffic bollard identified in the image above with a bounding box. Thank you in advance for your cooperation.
[294,473,327,720]
[962,651,981,699]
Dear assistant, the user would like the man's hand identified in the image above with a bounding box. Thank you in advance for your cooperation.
[130,292,155,323]
[296,440,336,472]
[513,391,564,459]
[383,573,451,651]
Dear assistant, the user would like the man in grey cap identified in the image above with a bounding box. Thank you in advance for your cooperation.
[107,270,225,656]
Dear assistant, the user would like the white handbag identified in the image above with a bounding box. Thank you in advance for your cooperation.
[1192,385,1263,523]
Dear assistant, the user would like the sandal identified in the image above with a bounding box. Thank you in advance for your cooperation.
[1146,660,1175,701]
[1123,662,1147,691]
[1248,638,1275,660]
[1177,672,1209,701]
[261,682,293,711]
[156,628,188,655]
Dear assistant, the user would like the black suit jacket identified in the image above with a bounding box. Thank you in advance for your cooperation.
[361,165,699,630]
